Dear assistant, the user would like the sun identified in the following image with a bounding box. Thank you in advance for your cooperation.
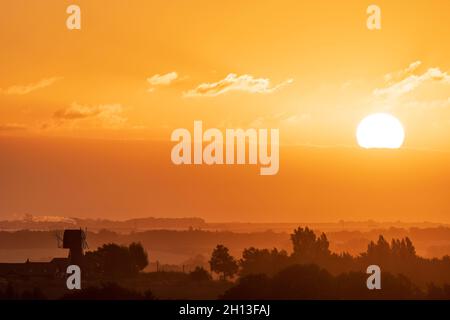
[356,113,405,149]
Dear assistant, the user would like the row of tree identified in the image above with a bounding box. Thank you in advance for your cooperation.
[221,264,450,299]
[208,227,450,288]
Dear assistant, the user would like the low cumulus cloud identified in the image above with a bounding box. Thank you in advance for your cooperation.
[147,72,178,92]
[0,77,62,95]
[53,102,126,127]
[184,73,293,97]
[373,62,450,109]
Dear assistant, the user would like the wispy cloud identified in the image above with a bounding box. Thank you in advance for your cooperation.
[0,123,27,132]
[374,67,450,100]
[373,63,450,110]
[53,102,126,127]
[184,73,293,97]
[147,72,179,92]
[0,77,62,95]
[383,61,422,84]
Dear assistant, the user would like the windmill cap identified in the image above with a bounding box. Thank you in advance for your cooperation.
[62,229,84,248]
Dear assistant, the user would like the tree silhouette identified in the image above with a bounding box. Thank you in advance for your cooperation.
[366,235,391,261]
[189,266,212,282]
[209,245,238,280]
[427,283,450,299]
[85,242,149,277]
[128,242,149,271]
[290,227,331,264]
[240,247,290,277]
[220,274,271,299]
[222,263,423,300]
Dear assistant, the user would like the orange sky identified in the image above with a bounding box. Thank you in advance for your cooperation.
[0,1,449,222]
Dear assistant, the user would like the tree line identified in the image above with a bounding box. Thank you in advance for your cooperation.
[208,227,450,298]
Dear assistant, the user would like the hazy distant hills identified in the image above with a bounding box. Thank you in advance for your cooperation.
[0,214,448,233]
[2,221,450,265]
[0,215,207,232]
[1,215,450,266]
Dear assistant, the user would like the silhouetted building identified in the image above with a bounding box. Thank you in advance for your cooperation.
[0,229,86,278]
[0,259,67,278]
[63,229,85,266]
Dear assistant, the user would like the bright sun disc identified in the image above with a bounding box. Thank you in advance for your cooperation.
[356,113,405,149]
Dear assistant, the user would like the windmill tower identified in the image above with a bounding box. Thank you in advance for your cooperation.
[57,229,88,266]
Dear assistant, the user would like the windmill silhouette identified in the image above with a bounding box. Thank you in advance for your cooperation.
[55,228,88,266]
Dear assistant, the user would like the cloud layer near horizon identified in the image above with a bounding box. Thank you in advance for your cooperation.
[184,73,293,97]
[373,62,450,110]
[0,77,62,95]
[53,102,126,128]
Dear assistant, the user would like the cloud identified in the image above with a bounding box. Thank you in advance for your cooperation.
[0,77,62,95]
[384,61,422,84]
[53,102,126,127]
[0,123,27,132]
[369,62,450,117]
[147,72,178,85]
[22,214,76,224]
[184,73,293,97]
[374,66,450,100]
[147,72,179,92]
